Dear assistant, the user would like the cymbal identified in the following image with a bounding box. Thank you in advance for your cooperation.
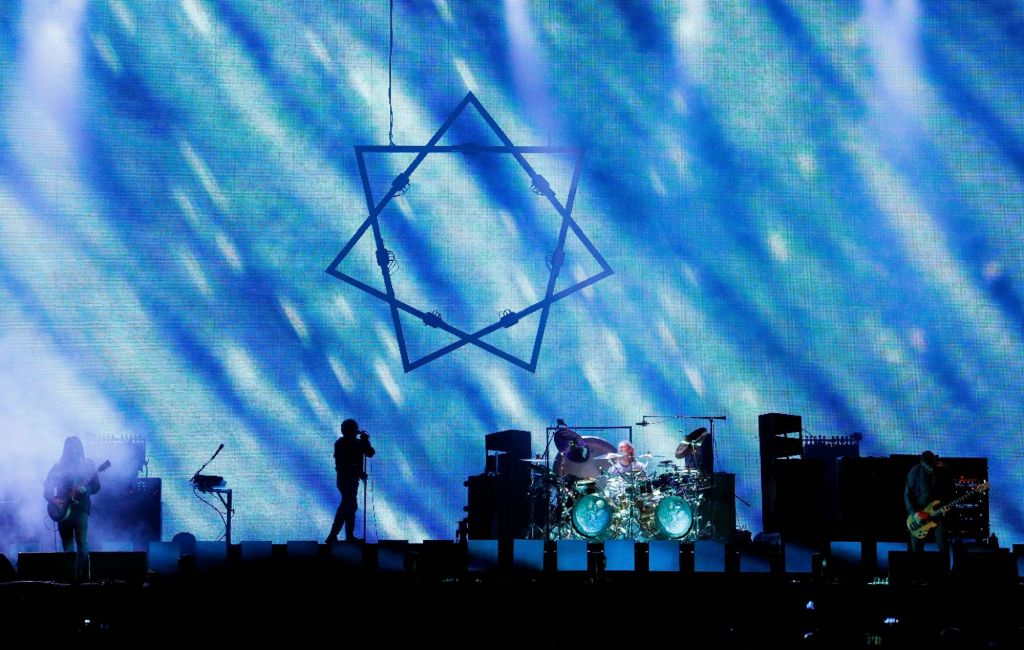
[519,458,547,464]
[595,452,625,460]
[553,427,589,463]
[527,465,560,481]
[554,436,615,484]
[658,459,679,466]
[684,427,709,443]
[676,428,708,459]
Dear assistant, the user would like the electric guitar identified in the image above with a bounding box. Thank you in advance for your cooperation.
[906,480,989,539]
[47,460,111,522]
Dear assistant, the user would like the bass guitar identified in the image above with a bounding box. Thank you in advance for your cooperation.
[906,480,989,539]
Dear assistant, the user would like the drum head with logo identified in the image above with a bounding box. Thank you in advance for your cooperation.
[571,493,617,539]
[652,495,694,539]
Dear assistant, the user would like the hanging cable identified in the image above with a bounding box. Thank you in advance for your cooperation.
[388,0,395,146]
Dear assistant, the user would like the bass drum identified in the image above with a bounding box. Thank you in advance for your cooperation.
[571,493,618,539]
[640,495,694,540]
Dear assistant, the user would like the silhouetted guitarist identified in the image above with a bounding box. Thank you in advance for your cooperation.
[904,450,950,554]
[44,436,103,580]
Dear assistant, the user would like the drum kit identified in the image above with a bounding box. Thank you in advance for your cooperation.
[523,427,711,541]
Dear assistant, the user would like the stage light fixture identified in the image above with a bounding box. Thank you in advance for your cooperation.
[499,309,520,328]
[545,249,565,272]
[391,171,411,196]
[375,248,398,273]
[422,310,443,328]
[529,173,551,196]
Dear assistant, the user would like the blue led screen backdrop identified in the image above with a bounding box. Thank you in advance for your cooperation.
[0,1,1022,545]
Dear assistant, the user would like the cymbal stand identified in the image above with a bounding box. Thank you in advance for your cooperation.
[695,415,722,475]
[691,489,711,540]
[613,463,643,541]
[542,426,558,540]
[691,415,721,540]
[523,469,546,540]
[626,469,639,540]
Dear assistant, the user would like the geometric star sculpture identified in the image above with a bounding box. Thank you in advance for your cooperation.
[326,92,612,372]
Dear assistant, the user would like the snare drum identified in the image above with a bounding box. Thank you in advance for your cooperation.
[573,478,598,495]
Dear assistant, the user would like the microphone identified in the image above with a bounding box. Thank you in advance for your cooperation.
[190,444,225,487]
[635,420,648,426]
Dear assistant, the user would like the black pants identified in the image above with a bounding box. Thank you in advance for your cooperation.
[909,520,948,554]
[329,478,361,541]
[58,511,90,580]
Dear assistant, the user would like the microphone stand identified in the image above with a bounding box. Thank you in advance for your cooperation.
[640,415,728,539]
[190,445,231,548]
[543,425,560,540]
[696,416,723,473]
[362,437,370,543]
[681,416,745,538]
[640,414,727,425]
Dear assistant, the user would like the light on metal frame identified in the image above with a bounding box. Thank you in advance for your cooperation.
[391,171,411,196]
[375,248,398,273]
[529,173,551,196]
[545,248,565,272]
[422,310,443,328]
[499,309,520,328]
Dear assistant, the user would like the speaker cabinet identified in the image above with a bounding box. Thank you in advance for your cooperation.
[90,551,148,582]
[17,552,77,582]
[700,473,736,540]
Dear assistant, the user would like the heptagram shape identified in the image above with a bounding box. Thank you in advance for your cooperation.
[326,92,613,372]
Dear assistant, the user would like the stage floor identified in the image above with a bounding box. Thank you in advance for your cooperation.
[2,541,1022,645]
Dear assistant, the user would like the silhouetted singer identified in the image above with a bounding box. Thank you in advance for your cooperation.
[326,419,375,544]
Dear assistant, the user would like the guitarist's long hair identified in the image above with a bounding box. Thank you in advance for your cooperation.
[59,436,85,466]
